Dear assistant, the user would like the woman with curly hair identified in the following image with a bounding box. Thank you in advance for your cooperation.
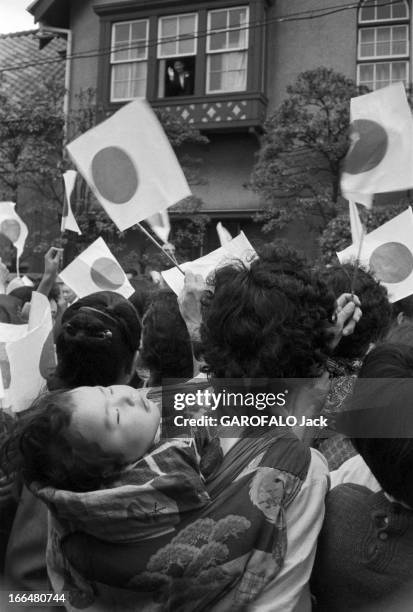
[48,241,360,612]
[201,243,337,381]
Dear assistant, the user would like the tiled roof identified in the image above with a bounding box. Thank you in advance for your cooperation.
[0,30,65,104]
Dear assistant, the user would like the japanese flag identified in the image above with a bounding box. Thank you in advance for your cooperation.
[62,170,82,234]
[162,232,257,295]
[146,209,171,243]
[216,222,232,246]
[59,237,134,299]
[66,99,191,232]
[338,207,413,302]
[0,202,28,257]
[2,292,56,413]
[341,83,413,208]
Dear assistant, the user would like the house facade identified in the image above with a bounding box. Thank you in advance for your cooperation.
[27,0,412,254]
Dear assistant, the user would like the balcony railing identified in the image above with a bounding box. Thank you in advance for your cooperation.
[151,91,268,130]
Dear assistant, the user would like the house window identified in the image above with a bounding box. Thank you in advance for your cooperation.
[359,26,408,59]
[157,13,197,98]
[206,7,249,93]
[357,1,410,90]
[110,20,149,102]
[359,0,408,22]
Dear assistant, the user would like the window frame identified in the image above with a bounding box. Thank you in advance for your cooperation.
[357,60,409,89]
[359,0,409,24]
[109,18,149,103]
[157,12,198,59]
[206,5,250,95]
[96,0,267,109]
[358,24,409,60]
[357,0,410,91]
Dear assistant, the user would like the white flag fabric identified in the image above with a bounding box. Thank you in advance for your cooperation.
[0,321,28,408]
[349,201,363,246]
[216,222,232,246]
[62,170,82,234]
[2,292,56,412]
[162,232,257,296]
[66,99,192,232]
[341,83,413,208]
[146,209,171,243]
[0,202,28,257]
[59,237,134,299]
[338,207,413,302]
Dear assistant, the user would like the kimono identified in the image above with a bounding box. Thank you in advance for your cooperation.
[32,425,326,612]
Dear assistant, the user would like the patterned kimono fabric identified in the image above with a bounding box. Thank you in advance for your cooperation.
[42,427,311,612]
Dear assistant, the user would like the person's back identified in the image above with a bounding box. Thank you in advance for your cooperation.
[313,483,413,612]
[312,343,413,610]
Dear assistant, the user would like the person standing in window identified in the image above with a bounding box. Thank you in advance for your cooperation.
[165,60,193,96]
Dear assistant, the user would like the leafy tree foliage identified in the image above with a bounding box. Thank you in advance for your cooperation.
[318,199,411,264]
[0,76,65,265]
[250,67,365,232]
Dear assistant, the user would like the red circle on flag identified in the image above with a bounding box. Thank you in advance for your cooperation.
[342,119,388,175]
[91,146,138,204]
[90,257,125,290]
[0,219,20,242]
[369,242,413,284]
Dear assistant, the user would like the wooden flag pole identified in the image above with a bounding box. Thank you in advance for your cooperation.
[136,222,185,275]
[350,222,366,296]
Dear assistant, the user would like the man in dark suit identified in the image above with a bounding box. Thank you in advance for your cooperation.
[165,60,194,96]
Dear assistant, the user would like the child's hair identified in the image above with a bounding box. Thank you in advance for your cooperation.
[1,391,125,493]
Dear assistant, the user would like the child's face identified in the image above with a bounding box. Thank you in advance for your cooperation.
[68,386,160,462]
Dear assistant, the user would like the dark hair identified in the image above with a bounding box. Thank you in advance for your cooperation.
[140,289,193,385]
[317,263,391,359]
[9,286,34,305]
[201,241,335,379]
[1,391,125,492]
[0,295,24,324]
[342,343,413,506]
[128,279,158,320]
[53,291,140,388]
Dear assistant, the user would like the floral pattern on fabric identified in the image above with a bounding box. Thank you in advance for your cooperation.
[42,430,310,611]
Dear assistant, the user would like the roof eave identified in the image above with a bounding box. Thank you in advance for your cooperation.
[27,0,70,28]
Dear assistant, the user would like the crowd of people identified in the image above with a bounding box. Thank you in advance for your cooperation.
[1,239,413,611]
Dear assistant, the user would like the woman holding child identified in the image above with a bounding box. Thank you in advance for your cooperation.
[2,243,360,611]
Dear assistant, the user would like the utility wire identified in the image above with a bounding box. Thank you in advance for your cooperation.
[0,0,405,74]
